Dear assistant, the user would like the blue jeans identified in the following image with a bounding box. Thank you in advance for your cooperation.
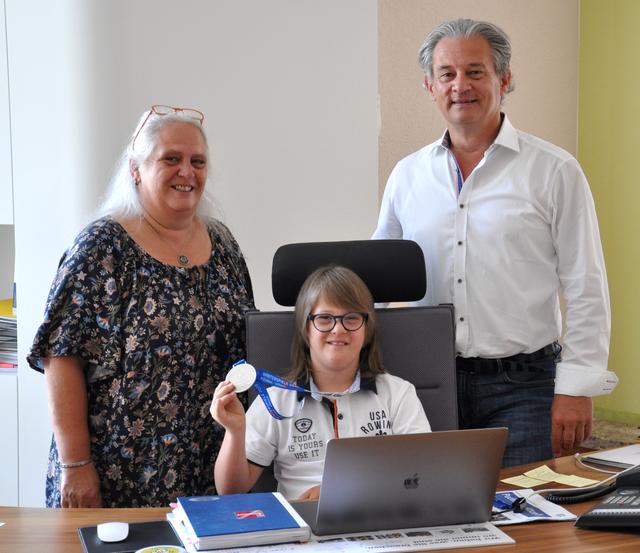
[456,343,560,467]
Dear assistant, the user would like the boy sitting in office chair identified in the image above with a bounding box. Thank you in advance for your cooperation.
[210,265,431,500]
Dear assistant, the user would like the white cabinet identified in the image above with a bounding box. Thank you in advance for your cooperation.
[0,372,18,504]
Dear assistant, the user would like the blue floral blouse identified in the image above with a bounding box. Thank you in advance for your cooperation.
[28,217,254,507]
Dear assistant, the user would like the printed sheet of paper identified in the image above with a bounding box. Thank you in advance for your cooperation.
[491,489,576,526]
[168,513,514,553]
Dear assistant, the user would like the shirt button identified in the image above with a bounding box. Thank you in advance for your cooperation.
[337,413,344,420]
[459,204,464,209]
[457,240,463,245]
[459,317,464,322]
[457,278,462,283]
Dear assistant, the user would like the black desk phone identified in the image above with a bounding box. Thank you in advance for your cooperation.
[575,464,640,528]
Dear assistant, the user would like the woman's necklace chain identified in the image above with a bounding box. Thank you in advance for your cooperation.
[142,214,197,267]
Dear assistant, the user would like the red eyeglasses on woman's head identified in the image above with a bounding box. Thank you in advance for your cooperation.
[132,105,204,151]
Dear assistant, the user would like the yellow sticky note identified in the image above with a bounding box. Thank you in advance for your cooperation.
[524,465,562,482]
[501,475,548,488]
[0,298,14,318]
[553,474,601,487]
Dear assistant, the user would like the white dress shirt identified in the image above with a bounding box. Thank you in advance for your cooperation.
[373,115,614,397]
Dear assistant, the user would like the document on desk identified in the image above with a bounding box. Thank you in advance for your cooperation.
[581,444,640,469]
[168,512,513,552]
[491,489,576,526]
[501,464,600,488]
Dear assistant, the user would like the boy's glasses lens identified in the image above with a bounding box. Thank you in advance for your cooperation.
[342,313,365,330]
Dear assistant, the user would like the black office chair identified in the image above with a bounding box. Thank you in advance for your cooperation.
[245,240,457,491]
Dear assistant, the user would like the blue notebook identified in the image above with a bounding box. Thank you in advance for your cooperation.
[174,492,310,550]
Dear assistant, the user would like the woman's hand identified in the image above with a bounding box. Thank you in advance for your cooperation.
[60,463,103,508]
[44,356,99,507]
[297,485,321,501]
[210,381,246,433]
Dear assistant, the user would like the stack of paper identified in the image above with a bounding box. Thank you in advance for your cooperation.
[0,298,17,366]
[171,492,310,551]
[582,444,640,469]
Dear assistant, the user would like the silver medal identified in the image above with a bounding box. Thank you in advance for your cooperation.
[225,362,257,393]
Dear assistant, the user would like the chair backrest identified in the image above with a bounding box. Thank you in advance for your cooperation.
[244,239,457,492]
[246,305,458,431]
[272,240,427,306]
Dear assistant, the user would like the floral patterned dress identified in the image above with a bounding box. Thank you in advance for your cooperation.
[28,217,254,507]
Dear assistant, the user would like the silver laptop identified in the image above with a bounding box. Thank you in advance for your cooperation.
[293,428,507,535]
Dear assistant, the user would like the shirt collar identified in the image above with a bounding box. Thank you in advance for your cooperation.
[438,113,520,154]
[296,370,378,401]
[492,114,519,152]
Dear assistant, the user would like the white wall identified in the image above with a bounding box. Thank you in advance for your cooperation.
[0,0,12,225]
[7,0,378,506]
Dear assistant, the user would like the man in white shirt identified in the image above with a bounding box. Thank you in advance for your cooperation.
[373,18,617,466]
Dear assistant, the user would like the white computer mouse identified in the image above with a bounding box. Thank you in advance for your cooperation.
[96,521,129,542]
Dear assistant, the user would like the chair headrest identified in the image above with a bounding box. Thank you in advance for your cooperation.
[271,240,426,306]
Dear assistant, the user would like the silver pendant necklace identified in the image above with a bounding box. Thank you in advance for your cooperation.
[142,214,197,267]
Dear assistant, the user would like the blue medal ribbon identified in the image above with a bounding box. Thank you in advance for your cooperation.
[230,359,352,420]
[253,369,308,420]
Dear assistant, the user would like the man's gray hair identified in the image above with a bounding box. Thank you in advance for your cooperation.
[98,109,218,220]
[418,18,514,94]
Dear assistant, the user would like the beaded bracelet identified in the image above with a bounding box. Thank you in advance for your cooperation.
[59,459,93,469]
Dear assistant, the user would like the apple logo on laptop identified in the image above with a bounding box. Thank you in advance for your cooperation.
[403,473,420,489]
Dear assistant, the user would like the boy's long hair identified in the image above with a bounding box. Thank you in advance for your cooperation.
[288,265,385,383]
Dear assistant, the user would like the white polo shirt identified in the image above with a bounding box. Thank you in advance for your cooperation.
[245,372,431,500]
[373,115,613,397]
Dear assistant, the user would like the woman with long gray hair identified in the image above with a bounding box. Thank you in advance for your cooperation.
[29,105,254,507]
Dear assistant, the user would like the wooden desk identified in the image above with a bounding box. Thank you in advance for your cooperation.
[1,456,638,553]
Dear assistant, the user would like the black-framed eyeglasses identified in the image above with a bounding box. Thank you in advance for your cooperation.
[307,312,368,332]
[132,104,205,151]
